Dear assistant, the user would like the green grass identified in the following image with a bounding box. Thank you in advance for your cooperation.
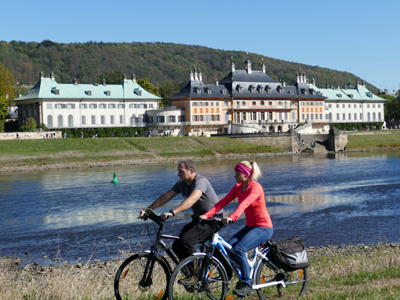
[347,131,400,150]
[0,136,285,168]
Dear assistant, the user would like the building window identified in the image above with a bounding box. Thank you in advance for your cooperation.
[343,113,345,120]
[367,104,370,108]
[110,115,114,124]
[91,115,96,125]
[158,116,165,123]
[99,104,106,109]
[252,101,256,106]
[200,115,204,121]
[348,113,351,120]
[261,112,265,120]
[354,113,357,120]
[47,104,52,109]
[373,112,376,120]
[354,104,357,108]
[205,102,209,107]
[360,113,363,120]
[101,115,105,124]
[169,116,176,122]
[216,115,220,121]
[320,114,322,120]
[210,102,214,106]
[367,112,370,120]
[302,114,305,120]
[68,115,73,127]
[211,115,215,121]
[81,116,86,125]
[348,104,351,108]
[193,115,198,122]
[118,104,125,109]
[336,104,339,108]
[89,104,97,109]
[120,115,124,124]
[199,102,203,107]
[337,113,340,120]
[47,115,53,127]
[224,101,229,107]
[193,102,197,106]
[315,114,318,120]
[80,104,87,109]
[55,104,62,109]
[328,104,332,108]
[58,115,63,128]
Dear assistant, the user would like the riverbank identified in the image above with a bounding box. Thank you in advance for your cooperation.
[2,131,400,173]
[1,242,399,299]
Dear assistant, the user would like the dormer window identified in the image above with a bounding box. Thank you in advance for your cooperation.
[265,86,271,93]
[85,90,92,96]
[249,85,255,93]
[205,87,212,95]
[301,88,308,95]
[52,89,60,95]
[277,86,283,94]
[236,85,243,93]
[221,90,227,95]
[194,87,201,94]
[288,90,294,95]
[105,91,111,96]
[366,92,373,98]
[348,94,354,98]
[257,85,263,93]
[134,90,142,96]
[336,94,342,98]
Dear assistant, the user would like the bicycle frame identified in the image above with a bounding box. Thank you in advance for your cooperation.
[196,226,287,290]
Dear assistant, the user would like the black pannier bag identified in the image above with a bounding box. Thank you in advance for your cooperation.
[267,236,310,272]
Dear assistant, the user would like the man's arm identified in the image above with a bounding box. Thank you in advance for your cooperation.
[140,189,177,217]
[161,189,202,220]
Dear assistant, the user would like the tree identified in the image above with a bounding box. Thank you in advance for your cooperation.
[381,94,399,122]
[96,70,124,85]
[20,117,36,131]
[0,62,16,119]
[137,77,160,97]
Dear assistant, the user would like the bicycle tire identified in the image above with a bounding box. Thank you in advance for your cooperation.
[114,252,170,300]
[255,260,308,299]
[168,254,228,300]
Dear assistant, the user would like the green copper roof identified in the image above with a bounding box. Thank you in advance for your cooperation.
[14,77,161,101]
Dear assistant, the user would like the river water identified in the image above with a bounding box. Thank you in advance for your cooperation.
[1,151,400,266]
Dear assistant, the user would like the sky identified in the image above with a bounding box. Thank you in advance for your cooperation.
[1,0,399,92]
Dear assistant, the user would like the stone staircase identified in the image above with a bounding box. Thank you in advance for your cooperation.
[294,133,330,153]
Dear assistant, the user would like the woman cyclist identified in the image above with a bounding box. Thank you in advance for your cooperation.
[200,160,273,297]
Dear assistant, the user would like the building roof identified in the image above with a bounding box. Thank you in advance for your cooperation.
[14,74,161,101]
[309,82,386,102]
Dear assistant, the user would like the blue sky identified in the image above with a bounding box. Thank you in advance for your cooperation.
[2,0,399,92]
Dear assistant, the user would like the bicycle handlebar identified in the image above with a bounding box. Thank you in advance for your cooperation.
[140,208,163,225]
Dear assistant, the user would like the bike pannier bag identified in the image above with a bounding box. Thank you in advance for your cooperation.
[268,236,310,272]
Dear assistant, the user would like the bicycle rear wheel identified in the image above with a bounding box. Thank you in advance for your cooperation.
[168,254,228,300]
[255,260,308,299]
[114,252,170,300]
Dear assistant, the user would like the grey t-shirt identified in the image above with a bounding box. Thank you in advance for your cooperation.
[172,174,222,217]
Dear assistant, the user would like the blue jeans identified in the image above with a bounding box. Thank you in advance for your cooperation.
[229,226,273,285]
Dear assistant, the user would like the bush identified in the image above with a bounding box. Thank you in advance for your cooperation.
[0,120,4,132]
[20,117,37,132]
[60,127,146,138]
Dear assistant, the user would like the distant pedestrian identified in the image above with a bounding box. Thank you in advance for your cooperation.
[81,131,84,138]
[135,131,138,137]
[302,140,305,147]
[64,132,67,138]
[124,131,127,137]
[16,133,19,139]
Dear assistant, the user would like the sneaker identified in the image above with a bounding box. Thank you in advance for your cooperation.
[233,282,253,297]
[178,275,198,286]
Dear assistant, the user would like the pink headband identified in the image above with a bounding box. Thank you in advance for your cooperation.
[235,163,252,178]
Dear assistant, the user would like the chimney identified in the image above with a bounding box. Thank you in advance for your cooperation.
[190,69,194,81]
[51,71,55,81]
[245,59,252,74]
[102,78,106,86]
[123,73,127,81]
[231,57,235,72]
[215,80,219,86]
[40,71,44,80]
[194,68,199,81]
[199,69,203,82]
[73,78,77,85]
[132,73,136,82]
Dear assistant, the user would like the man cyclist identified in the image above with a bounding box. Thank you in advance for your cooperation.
[140,158,226,282]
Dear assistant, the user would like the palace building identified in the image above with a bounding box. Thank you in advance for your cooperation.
[14,72,161,129]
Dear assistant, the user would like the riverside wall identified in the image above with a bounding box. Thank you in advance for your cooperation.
[0,131,62,140]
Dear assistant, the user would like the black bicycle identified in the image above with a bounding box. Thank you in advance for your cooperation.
[114,208,182,300]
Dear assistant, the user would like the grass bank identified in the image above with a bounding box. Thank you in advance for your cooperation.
[347,130,400,151]
[1,243,399,300]
[0,136,284,169]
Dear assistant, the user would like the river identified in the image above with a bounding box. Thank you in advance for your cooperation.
[1,151,400,266]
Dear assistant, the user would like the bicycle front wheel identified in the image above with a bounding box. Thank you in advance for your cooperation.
[255,260,308,299]
[168,254,228,300]
[114,252,170,300]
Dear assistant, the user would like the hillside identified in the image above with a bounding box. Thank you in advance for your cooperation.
[0,40,378,94]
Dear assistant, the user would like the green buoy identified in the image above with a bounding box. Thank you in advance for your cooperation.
[111,173,119,184]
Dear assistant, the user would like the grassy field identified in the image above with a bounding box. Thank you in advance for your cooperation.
[0,136,284,168]
[347,131,400,151]
[1,244,399,300]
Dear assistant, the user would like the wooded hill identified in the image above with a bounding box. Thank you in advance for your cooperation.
[0,40,378,94]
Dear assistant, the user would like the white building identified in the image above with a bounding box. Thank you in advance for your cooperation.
[14,72,161,129]
[308,80,386,129]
